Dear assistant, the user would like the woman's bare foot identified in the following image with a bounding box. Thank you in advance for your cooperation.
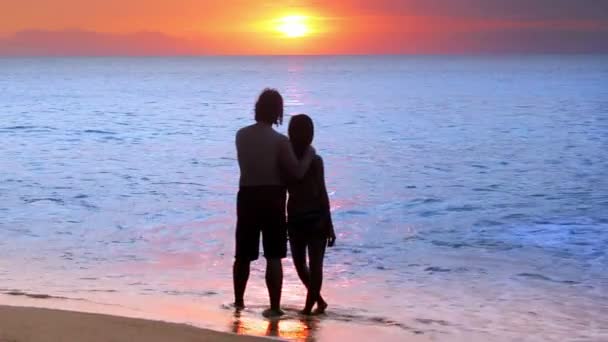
[299,308,313,316]
[313,300,328,315]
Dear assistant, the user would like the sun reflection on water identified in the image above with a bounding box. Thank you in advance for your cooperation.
[231,312,316,341]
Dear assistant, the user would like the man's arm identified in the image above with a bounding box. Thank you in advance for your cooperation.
[279,138,315,180]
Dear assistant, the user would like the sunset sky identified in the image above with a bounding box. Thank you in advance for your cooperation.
[1,0,607,55]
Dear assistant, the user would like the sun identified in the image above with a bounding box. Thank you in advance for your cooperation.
[276,15,310,38]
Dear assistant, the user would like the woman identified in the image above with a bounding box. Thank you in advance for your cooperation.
[287,114,336,315]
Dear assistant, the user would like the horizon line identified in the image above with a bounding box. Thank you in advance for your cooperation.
[2,52,608,58]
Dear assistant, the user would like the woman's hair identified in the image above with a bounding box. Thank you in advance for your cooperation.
[255,88,284,126]
[288,114,314,160]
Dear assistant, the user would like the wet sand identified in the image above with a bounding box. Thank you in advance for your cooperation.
[0,305,270,342]
[0,290,430,342]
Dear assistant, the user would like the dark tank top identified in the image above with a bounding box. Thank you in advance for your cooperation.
[287,155,326,218]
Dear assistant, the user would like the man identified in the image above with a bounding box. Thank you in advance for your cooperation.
[234,88,315,317]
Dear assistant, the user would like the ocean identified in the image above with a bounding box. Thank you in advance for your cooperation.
[1,56,607,341]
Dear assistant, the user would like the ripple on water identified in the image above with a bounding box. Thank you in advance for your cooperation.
[473,219,503,227]
[446,205,482,212]
[342,210,367,216]
[83,129,117,135]
[80,201,98,210]
[164,290,219,297]
[501,213,528,220]
[2,125,38,130]
[424,266,452,273]
[1,290,77,300]
[419,210,443,217]
[516,273,580,285]
[23,198,65,205]
[406,198,443,207]
[430,240,472,249]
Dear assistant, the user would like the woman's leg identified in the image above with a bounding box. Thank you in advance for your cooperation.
[303,238,327,314]
[289,236,310,286]
[290,236,327,314]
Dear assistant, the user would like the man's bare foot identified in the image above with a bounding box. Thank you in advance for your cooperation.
[313,301,328,315]
[262,308,285,318]
[234,301,245,310]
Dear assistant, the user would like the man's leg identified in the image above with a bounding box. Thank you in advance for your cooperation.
[265,257,283,315]
[234,187,260,309]
[233,258,250,309]
[262,186,287,317]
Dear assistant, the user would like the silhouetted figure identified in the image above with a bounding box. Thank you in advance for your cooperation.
[234,89,315,317]
[286,114,336,315]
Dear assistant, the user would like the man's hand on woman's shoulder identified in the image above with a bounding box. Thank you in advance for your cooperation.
[305,145,316,159]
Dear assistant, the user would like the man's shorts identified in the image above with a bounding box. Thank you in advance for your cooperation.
[235,186,287,261]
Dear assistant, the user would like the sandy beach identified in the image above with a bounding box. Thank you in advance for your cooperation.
[0,305,271,342]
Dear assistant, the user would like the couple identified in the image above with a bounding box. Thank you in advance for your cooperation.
[233,88,336,317]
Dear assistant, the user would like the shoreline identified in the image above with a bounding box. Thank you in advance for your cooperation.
[0,292,427,342]
[0,304,272,342]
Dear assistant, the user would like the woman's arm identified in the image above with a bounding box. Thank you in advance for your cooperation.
[315,156,336,246]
